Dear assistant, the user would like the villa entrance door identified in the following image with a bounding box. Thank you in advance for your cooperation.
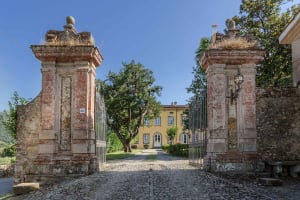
[153,133,162,148]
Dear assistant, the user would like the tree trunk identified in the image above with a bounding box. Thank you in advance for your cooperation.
[123,140,132,152]
[123,145,128,152]
[119,138,128,152]
[123,144,131,152]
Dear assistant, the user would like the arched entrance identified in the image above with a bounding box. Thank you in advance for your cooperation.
[180,133,189,144]
[153,132,162,148]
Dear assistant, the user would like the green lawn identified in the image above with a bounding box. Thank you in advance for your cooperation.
[0,156,15,165]
[106,149,142,160]
[0,193,14,200]
[145,154,157,160]
[106,152,134,160]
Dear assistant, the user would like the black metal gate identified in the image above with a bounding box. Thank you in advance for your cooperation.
[95,88,106,170]
[188,90,207,168]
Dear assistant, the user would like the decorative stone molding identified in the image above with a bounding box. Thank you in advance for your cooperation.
[45,16,94,45]
[201,49,265,69]
[31,45,103,66]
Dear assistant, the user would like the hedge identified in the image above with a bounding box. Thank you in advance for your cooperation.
[162,144,189,157]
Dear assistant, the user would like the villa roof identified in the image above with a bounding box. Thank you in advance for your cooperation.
[162,105,188,109]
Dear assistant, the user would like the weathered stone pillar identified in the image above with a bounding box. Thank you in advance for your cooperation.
[201,23,264,171]
[206,64,227,154]
[15,16,103,184]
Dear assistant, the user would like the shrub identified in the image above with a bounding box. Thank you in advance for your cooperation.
[106,131,123,153]
[162,145,170,152]
[1,144,16,157]
[131,144,137,149]
[166,144,189,157]
[0,156,16,165]
[211,37,257,50]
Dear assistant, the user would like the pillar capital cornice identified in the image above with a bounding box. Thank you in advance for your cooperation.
[201,49,265,70]
[31,45,103,67]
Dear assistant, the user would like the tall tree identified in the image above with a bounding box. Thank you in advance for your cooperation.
[98,60,162,152]
[166,126,178,145]
[0,113,13,143]
[234,0,300,87]
[0,91,29,140]
[184,37,210,130]
[186,37,210,96]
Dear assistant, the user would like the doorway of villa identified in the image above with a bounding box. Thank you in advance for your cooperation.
[153,132,162,148]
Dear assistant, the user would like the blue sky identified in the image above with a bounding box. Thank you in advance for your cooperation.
[0,0,298,111]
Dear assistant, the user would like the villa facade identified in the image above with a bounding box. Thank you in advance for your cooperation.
[135,104,189,149]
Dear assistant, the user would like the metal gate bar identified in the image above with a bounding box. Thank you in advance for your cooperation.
[188,91,207,168]
[95,89,107,170]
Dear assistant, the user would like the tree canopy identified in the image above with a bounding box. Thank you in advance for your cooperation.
[0,91,29,140]
[0,113,13,143]
[166,126,178,145]
[98,60,162,152]
[184,37,211,130]
[186,37,210,97]
[234,0,300,87]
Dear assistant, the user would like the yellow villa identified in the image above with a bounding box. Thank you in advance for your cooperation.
[134,103,189,149]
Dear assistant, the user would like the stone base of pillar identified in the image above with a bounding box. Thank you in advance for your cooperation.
[20,155,98,185]
[204,151,263,172]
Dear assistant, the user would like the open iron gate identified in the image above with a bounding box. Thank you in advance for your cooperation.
[188,90,207,168]
[95,88,106,170]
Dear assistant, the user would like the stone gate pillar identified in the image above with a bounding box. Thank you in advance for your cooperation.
[201,23,264,172]
[15,16,103,184]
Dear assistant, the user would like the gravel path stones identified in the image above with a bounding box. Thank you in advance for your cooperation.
[9,149,300,200]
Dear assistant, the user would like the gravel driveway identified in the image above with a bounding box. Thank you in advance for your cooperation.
[9,149,300,200]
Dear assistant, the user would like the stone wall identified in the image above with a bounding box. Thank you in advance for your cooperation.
[15,95,41,183]
[0,164,14,177]
[256,87,300,162]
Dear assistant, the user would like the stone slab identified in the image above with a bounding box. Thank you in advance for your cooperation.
[257,178,283,186]
[25,174,84,185]
[38,143,55,153]
[13,182,40,195]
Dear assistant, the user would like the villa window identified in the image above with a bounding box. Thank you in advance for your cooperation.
[154,117,161,126]
[168,116,174,126]
[144,118,150,126]
[194,134,199,143]
[181,115,187,126]
[143,133,150,144]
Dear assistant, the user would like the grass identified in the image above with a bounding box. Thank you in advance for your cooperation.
[106,152,134,160]
[211,37,257,49]
[0,193,14,200]
[106,149,142,160]
[0,157,15,165]
[145,154,157,160]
